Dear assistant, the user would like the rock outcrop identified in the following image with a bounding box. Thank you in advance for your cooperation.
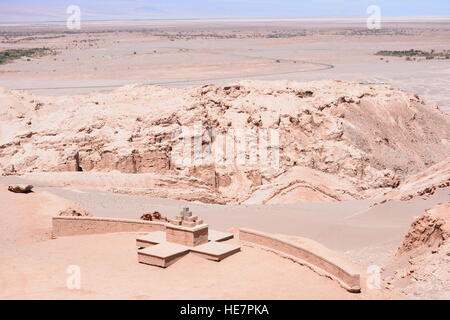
[1,80,449,203]
[378,158,450,203]
[397,203,450,255]
[383,203,450,299]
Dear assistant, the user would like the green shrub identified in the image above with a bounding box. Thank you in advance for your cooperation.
[0,48,53,65]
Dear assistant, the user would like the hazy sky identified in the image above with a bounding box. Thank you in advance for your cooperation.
[1,0,450,22]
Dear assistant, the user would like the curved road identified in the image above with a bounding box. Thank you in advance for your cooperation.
[12,46,334,92]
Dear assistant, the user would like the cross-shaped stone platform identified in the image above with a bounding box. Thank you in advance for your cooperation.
[137,208,240,268]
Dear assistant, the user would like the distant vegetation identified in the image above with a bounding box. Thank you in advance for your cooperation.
[0,48,54,65]
[337,29,412,36]
[1,35,66,44]
[151,30,308,40]
[376,49,450,60]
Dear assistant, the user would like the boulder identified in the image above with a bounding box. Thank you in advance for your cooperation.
[8,184,33,193]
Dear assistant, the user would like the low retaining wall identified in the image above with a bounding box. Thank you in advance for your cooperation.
[239,228,361,293]
[52,216,167,237]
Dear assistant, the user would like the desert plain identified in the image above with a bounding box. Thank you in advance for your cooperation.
[0,18,449,300]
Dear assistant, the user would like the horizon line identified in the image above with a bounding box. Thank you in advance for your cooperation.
[2,15,450,25]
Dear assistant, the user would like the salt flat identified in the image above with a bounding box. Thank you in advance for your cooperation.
[1,19,449,113]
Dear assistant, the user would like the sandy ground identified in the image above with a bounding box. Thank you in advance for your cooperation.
[0,234,393,300]
[0,184,399,300]
[0,19,449,114]
[2,175,448,269]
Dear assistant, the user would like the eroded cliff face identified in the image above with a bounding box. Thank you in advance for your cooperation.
[1,80,449,203]
[383,203,450,299]
[397,203,450,255]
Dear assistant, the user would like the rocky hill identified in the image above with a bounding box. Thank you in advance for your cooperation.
[1,80,449,203]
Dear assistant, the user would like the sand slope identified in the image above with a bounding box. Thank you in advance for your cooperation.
[0,184,398,299]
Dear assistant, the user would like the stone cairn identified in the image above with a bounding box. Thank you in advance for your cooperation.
[169,207,204,228]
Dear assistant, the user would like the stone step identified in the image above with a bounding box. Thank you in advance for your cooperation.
[136,231,165,248]
[136,230,234,248]
[138,243,189,268]
[208,230,234,242]
[191,242,241,261]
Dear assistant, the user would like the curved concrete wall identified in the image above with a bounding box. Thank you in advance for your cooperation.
[52,216,167,237]
[239,228,361,293]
